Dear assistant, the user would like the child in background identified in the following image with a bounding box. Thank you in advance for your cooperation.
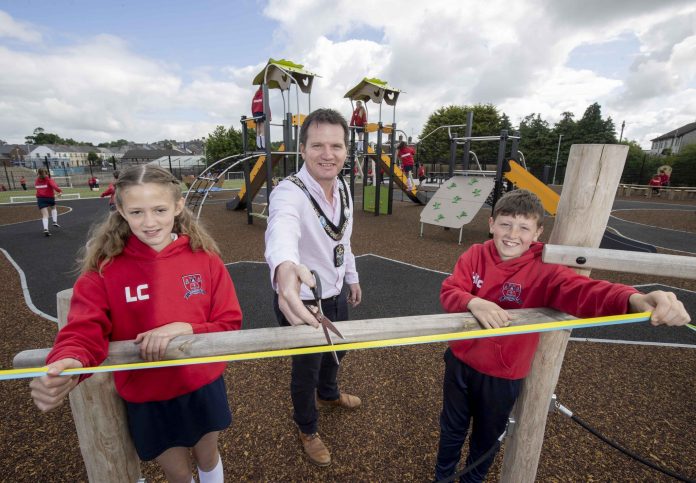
[350,100,367,152]
[397,141,416,189]
[649,173,662,196]
[29,165,242,483]
[34,168,62,236]
[435,189,690,482]
[100,170,119,210]
[251,86,270,150]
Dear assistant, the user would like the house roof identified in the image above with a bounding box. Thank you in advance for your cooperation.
[651,121,696,142]
[122,149,184,160]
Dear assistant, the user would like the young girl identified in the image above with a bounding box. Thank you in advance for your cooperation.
[350,100,367,152]
[34,168,62,236]
[29,165,242,483]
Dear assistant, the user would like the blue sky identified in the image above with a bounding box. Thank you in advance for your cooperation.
[1,0,695,149]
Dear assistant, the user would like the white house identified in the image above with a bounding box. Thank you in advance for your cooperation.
[650,121,696,155]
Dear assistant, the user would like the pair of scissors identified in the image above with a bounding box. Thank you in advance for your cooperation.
[309,270,345,365]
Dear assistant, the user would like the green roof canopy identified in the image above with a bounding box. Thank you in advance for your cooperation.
[343,77,402,106]
[252,58,318,93]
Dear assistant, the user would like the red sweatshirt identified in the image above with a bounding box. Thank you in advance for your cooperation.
[35,177,62,198]
[251,88,264,114]
[350,106,367,127]
[100,183,116,205]
[47,234,243,403]
[398,146,416,167]
[441,240,638,379]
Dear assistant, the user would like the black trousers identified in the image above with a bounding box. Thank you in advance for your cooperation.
[435,349,522,483]
[274,293,349,435]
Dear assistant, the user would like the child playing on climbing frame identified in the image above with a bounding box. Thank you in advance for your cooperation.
[434,189,690,482]
[29,164,242,483]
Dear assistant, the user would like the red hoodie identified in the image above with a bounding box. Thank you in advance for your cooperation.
[47,234,243,403]
[441,240,638,379]
[34,177,62,198]
[100,183,116,205]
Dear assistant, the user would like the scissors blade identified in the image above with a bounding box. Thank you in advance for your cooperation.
[322,321,340,365]
[322,317,345,340]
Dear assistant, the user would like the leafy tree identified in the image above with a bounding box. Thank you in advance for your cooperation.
[575,103,617,144]
[418,104,505,166]
[204,125,249,164]
[87,151,100,165]
[669,144,696,186]
[24,127,92,146]
[98,139,130,148]
[518,114,555,174]
[619,140,661,184]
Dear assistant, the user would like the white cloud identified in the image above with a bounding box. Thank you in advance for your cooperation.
[0,10,41,43]
[0,2,694,149]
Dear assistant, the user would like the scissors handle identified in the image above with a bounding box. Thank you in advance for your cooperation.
[309,270,323,302]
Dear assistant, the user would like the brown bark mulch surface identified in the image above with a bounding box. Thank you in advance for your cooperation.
[0,204,71,225]
[612,209,696,233]
[1,197,695,482]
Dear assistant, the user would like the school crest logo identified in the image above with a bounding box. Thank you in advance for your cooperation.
[499,282,522,304]
[182,274,206,299]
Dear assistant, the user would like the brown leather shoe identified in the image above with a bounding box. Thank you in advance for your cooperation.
[317,392,362,409]
[298,430,331,467]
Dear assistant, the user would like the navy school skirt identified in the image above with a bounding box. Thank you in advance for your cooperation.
[125,376,232,461]
[36,197,55,209]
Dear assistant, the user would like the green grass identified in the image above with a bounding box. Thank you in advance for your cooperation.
[1,180,244,204]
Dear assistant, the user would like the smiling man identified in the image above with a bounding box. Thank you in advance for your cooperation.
[264,108,362,467]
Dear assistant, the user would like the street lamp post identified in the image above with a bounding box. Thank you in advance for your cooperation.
[552,134,563,185]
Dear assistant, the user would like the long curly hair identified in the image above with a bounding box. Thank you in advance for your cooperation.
[80,165,219,274]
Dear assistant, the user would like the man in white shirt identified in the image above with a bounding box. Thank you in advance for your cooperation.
[265,108,362,467]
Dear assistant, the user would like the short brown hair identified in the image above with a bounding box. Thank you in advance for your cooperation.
[493,189,544,226]
[299,108,349,147]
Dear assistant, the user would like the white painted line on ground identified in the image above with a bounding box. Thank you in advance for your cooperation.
[609,212,696,235]
[356,253,452,275]
[0,248,58,323]
[605,225,696,255]
[569,337,694,349]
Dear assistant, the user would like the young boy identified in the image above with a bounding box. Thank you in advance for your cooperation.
[435,189,690,482]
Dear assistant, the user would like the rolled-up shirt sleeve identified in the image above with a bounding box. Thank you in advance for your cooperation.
[264,183,302,289]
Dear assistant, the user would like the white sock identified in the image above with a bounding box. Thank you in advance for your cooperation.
[51,208,58,223]
[42,218,49,230]
[198,456,223,483]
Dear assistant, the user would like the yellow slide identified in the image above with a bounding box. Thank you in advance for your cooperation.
[365,146,424,204]
[504,160,559,215]
[230,149,284,210]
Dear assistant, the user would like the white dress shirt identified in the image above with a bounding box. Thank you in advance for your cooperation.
[265,166,359,299]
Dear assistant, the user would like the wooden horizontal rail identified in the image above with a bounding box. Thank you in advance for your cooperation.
[14,308,574,368]
[543,245,696,279]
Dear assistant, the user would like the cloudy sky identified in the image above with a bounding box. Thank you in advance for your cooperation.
[1,0,694,150]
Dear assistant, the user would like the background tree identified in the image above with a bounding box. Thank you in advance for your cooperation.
[669,144,696,186]
[619,140,662,184]
[24,127,90,146]
[418,104,505,166]
[518,114,555,175]
[87,151,100,165]
[204,125,249,165]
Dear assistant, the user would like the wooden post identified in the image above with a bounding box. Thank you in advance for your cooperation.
[56,289,141,483]
[500,144,629,482]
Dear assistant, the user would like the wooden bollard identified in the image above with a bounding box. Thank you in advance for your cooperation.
[56,289,141,483]
[500,144,629,481]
